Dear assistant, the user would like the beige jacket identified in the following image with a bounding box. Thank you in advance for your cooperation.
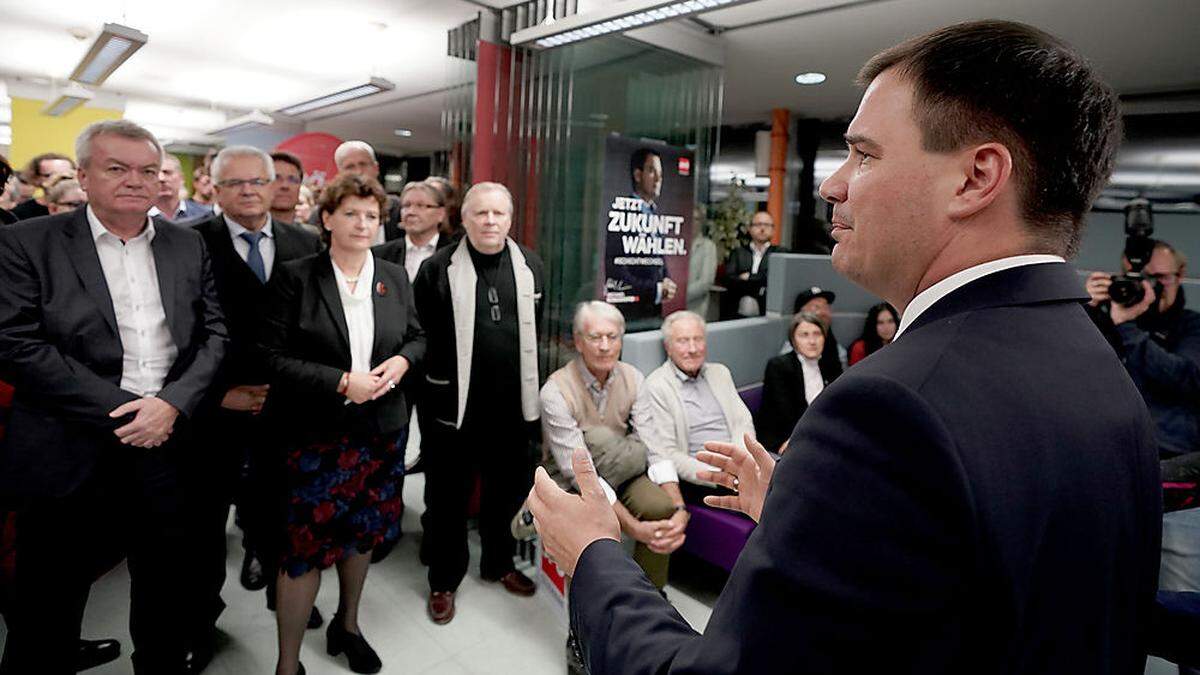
[636,360,756,486]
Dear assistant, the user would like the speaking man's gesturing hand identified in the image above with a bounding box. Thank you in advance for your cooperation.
[696,433,776,522]
[527,448,620,577]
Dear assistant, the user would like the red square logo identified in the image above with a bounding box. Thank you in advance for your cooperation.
[677,157,691,176]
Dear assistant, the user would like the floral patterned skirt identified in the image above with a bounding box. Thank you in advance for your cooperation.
[280,428,407,578]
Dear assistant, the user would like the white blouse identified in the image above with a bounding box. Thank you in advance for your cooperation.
[331,254,376,374]
[797,353,825,405]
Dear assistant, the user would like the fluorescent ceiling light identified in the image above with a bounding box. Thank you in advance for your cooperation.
[209,109,274,135]
[394,128,413,137]
[42,82,94,117]
[516,0,758,49]
[124,100,227,132]
[70,23,149,86]
[794,72,827,85]
[277,77,395,116]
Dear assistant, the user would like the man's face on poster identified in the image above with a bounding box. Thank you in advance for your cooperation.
[635,153,662,202]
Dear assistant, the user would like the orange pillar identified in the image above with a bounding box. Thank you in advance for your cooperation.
[767,108,789,245]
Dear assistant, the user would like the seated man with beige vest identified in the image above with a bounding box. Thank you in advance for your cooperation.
[637,310,757,506]
[539,301,682,589]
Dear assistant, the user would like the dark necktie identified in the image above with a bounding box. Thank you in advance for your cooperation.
[239,231,267,283]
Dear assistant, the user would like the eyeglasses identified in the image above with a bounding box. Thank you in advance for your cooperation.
[401,202,441,211]
[217,178,271,189]
[486,287,501,323]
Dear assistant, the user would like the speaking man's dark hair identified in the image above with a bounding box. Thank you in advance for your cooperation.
[858,20,1122,257]
[629,147,661,191]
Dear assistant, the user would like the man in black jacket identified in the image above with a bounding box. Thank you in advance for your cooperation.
[528,21,1161,675]
[0,120,227,675]
[721,210,787,317]
[413,182,544,626]
[185,145,323,668]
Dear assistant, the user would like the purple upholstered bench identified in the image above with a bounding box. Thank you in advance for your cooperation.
[738,384,764,414]
[681,504,755,572]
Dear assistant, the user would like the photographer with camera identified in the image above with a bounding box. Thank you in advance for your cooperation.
[1086,201,1200,658]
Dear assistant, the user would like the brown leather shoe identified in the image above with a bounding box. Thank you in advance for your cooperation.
[495,570,536,597]
[428,591,455,625]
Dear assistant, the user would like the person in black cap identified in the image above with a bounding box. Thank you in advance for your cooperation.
[793,286,847,369]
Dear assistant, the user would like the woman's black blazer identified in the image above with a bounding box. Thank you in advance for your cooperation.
[259,251,425,437]
[755,351,842,453]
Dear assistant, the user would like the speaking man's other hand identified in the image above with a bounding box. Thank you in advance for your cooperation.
[527,448,620,577]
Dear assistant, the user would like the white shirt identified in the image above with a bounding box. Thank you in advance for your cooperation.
[750,241,771,275]
[894,255,1067,339]
[404,232,439,282]
[372,223,387,246]
[87,206,179,397]
[225,215,277,280]
[148,201,187,221]
[797,353,824,404]
[331,253,376,374]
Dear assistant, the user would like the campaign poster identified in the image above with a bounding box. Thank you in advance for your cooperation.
[599,135,694,327]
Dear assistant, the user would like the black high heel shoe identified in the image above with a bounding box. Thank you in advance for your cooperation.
[326,616,382,674]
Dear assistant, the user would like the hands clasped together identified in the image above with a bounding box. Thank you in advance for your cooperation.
[527,432,778,577]
[345,356,411,404]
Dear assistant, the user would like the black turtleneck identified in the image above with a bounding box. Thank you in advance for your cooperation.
[465,241,521,424]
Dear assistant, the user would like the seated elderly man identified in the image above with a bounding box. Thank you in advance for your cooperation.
[637,310,757,507]
[539,301,681,589]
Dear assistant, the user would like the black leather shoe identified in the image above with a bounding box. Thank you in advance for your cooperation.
[183,643,213,674]
[326,616,382,674]
[240,551,266,591]
[76,638,121,672]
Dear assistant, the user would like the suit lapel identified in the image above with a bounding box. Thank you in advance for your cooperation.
[314,253,351,355]
[150,224,181,345]
[64,209,119,334]
[369,255,397,366]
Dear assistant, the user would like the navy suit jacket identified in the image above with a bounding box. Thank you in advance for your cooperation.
[0,209,228,498]
[570,262,1162,674]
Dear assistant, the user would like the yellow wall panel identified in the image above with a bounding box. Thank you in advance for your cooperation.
[8,97,123,169]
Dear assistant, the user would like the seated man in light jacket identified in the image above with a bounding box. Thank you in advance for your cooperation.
[539,301,682,590]
[636,310,757,508]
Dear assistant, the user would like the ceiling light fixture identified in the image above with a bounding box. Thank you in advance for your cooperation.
[511,0,760,49]
[69,23,149,86]
[794,72,827,85]
[394,128,413,137]
[277,77,396,117]
[42,82,94,117]
[209,109,274,135]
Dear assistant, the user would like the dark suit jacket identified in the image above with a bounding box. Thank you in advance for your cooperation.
[0,209,228,498]
[371,231,453,272]
[258,251,425,438]
[724,243,787,283]
[570,262,1162,675]
[754,350,842,453]
[191,214,322,403]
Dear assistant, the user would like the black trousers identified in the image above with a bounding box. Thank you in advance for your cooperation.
[0,442,188,675]
[184,409,280,632]
[424,416,535,592]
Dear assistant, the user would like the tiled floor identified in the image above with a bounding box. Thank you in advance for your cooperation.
[0,472,716,675]
[1,468,1185,674]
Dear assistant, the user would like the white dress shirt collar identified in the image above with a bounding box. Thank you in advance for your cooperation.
[406,231,438,251]
[223,214,274,240]
[894,254,1066,339]
[87,205,155,243]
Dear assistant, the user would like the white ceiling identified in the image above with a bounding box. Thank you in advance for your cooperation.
[704,0,1200,124]
[2,0,1197,157]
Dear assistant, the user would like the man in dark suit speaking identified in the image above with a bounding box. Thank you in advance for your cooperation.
[528,21,1162,675]
[0,120,227,674]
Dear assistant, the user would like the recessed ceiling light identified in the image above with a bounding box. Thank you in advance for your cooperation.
[794,72,827,85]
[394,128,413,137]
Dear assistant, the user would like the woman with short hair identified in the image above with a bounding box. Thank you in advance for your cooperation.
[755,312,842,454]
[259,173,425,675]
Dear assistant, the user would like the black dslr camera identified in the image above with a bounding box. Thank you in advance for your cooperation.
[1109,199,1157,307]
